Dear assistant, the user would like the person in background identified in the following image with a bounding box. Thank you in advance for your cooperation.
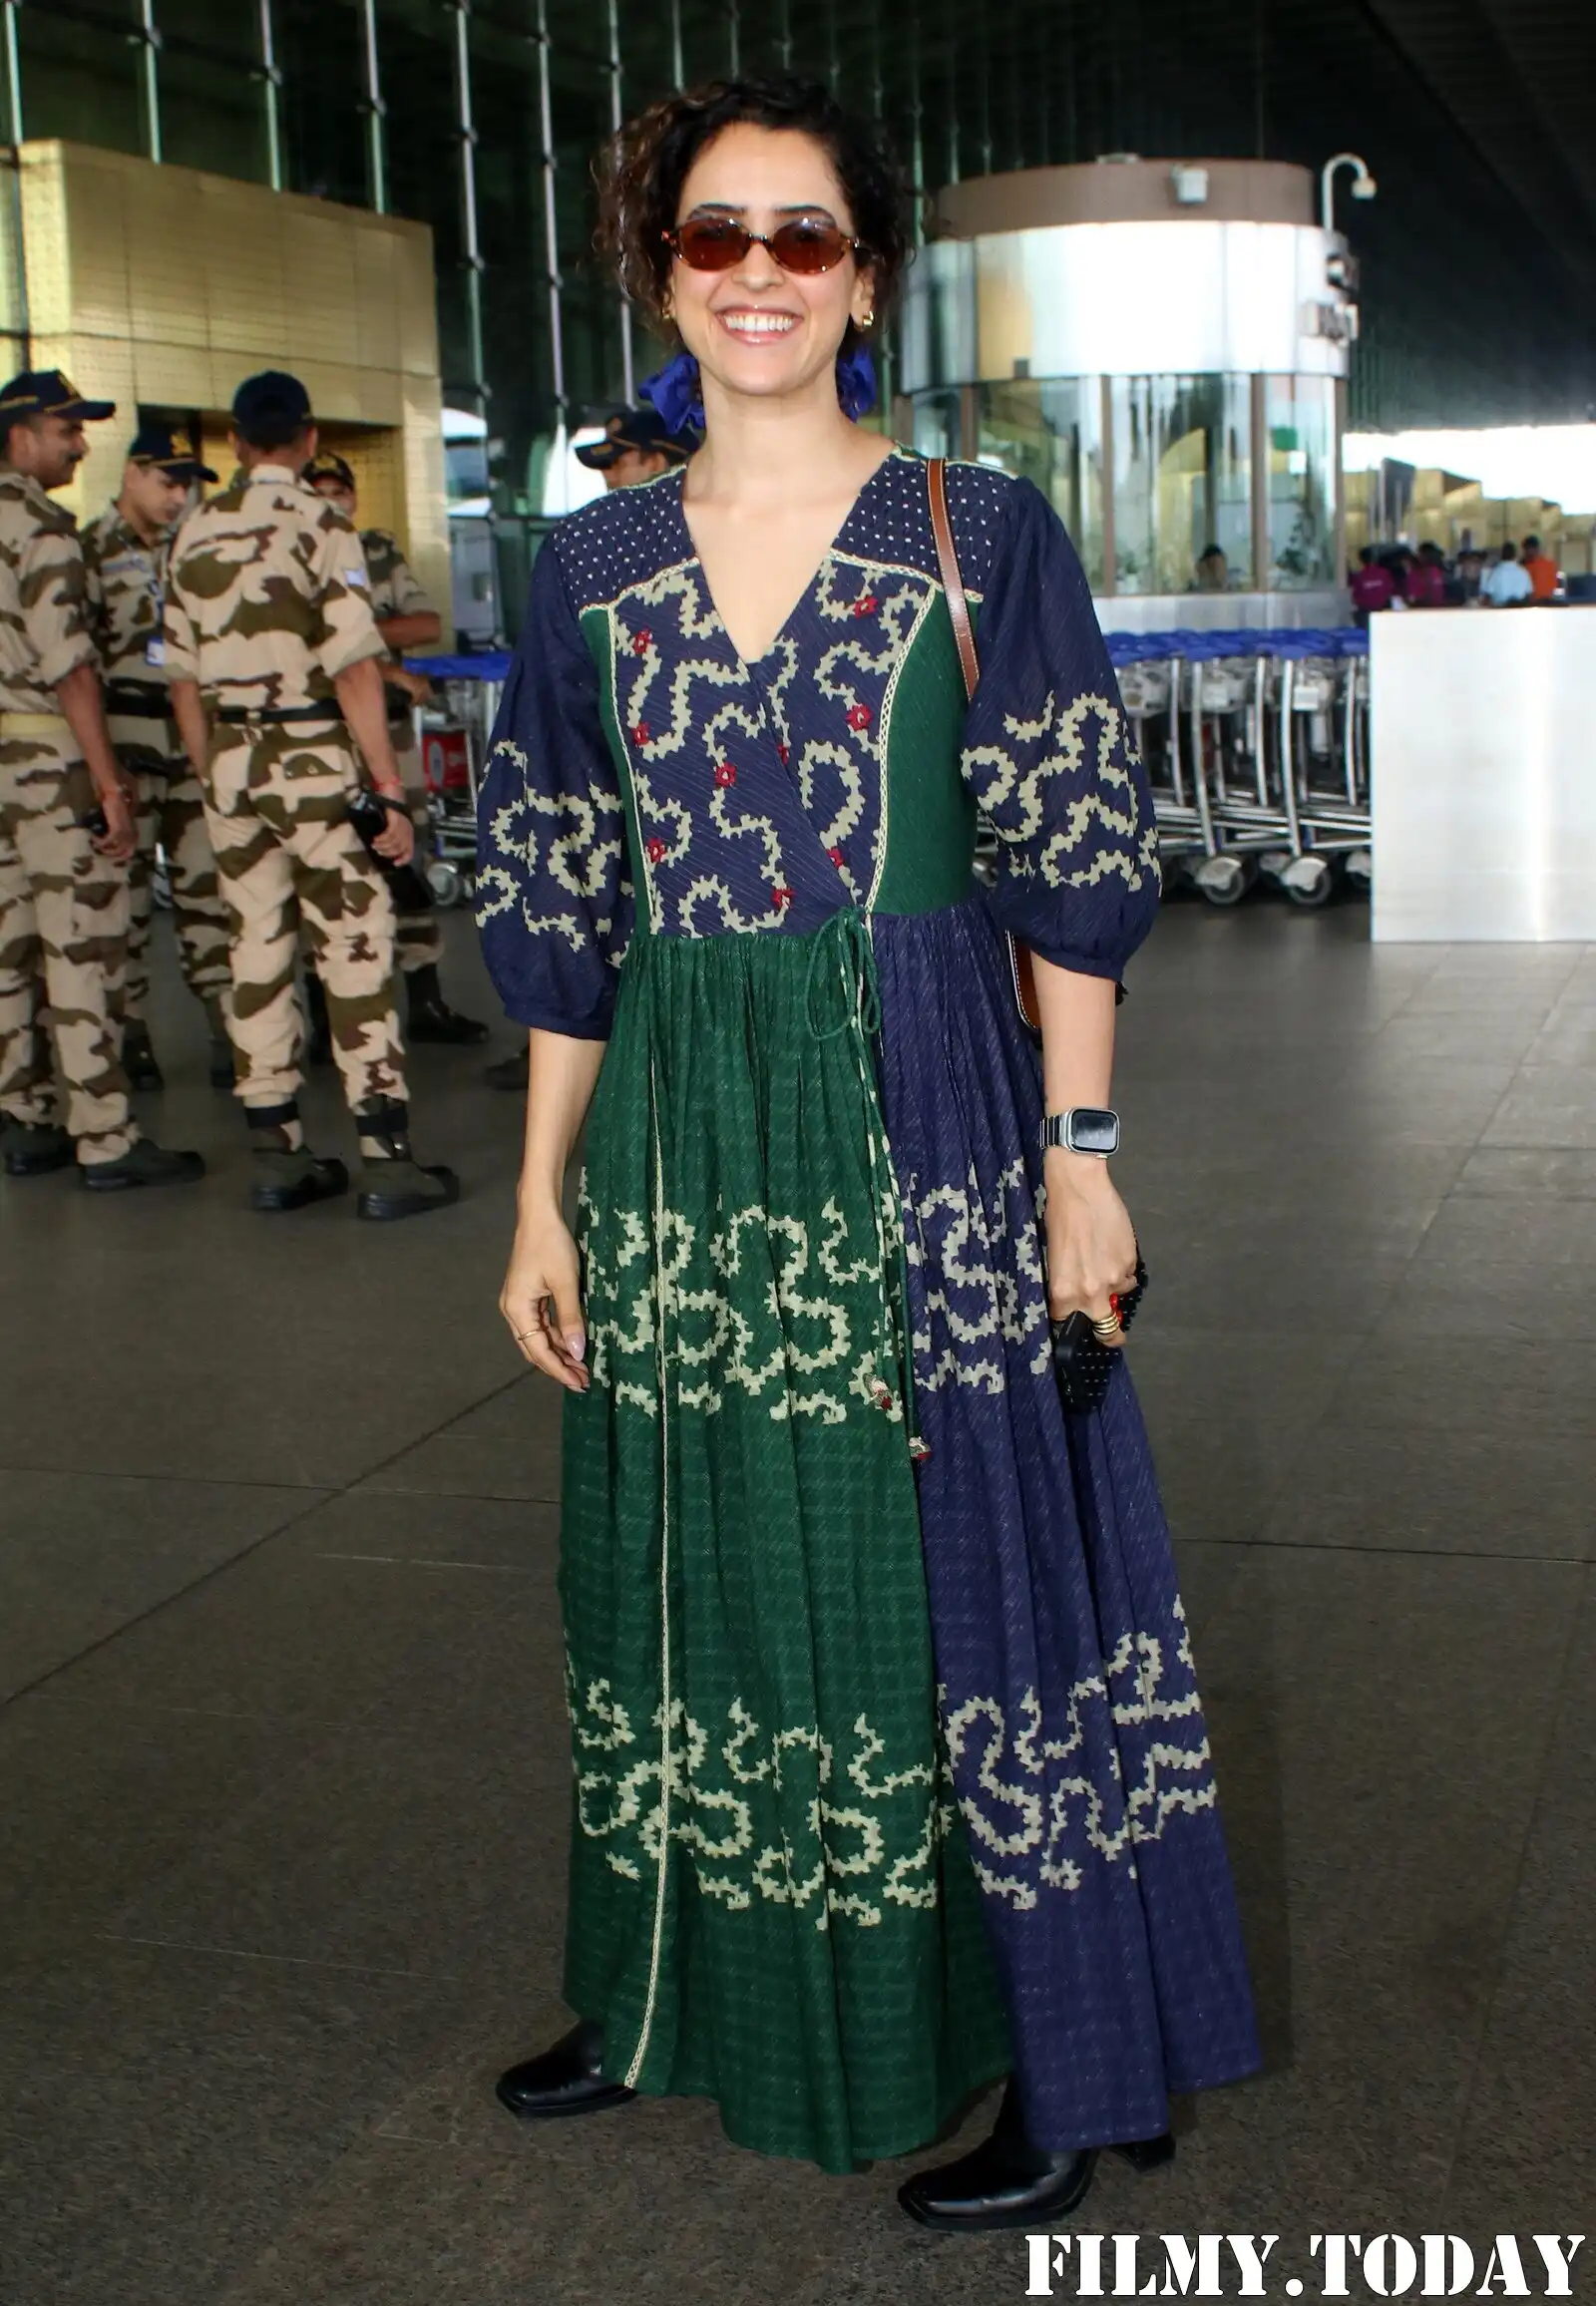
[0,370,204,1190]
[1350,544,1396,624]
[1404,542,1448,608]
[1455,549,1485,603]
[82,425,235,1092]
[484,402,697,1095]
[1521,534,1560,603]
[1193,542,1228,591]
[1482,541,1533,606]
[166,370,458,1220]
[301,451,488,1048]
[575,404,695,491]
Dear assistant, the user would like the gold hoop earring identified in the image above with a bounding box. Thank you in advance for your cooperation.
[859,308,875,330]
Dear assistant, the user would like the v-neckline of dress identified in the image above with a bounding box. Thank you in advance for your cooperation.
[669,446,908,673]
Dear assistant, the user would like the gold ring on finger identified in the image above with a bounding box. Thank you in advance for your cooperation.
[1091,1314,1123,1341]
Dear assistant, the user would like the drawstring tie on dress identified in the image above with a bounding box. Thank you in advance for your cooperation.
[805,911,929,1464]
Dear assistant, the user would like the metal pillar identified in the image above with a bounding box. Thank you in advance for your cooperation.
[454,2,488,414]
[256,0,283,192]
[605,0,633,400]
[359,0,388,214]
[669,0,683,91]
[135,0,162,165]
[535,0,567,435]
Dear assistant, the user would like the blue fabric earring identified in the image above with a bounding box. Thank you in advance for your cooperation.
[642,340,879,433]
[836,342,878,421]
[641,351,704,433]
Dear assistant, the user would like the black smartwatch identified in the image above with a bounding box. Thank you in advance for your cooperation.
[1042,1107,1120,1157]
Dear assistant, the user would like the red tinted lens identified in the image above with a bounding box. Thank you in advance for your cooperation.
[768,219,851,272]
[672,219,751,270]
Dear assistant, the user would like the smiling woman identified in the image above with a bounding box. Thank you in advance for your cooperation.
[475,74,1260,2234]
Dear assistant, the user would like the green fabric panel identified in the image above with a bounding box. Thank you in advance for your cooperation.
[561,915,1009,2169]
[872,592,982,917]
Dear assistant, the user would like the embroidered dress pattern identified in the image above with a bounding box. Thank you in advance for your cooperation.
[478,450,1260,2171]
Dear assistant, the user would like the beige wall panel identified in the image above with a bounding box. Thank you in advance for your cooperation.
[132,340,218,411]
[401,374,450,625]
[12,142,446,617]
[60,152,133,340]
[280,210,361,365]
[354,229,401,372]
[18,150,73,336]
[292,361,371,424]
[201,176,287,350]
[124,167,208,350]
[395,230,440,377]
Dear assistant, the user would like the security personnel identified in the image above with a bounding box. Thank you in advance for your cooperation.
[83,425,233,1091]
[0,370,202,1189]
[575,402,695,490]
[301,450,487,1046]
[165,370,457,1221]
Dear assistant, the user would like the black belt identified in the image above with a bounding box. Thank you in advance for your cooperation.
[106,680,172,720]
[214,701,344,726]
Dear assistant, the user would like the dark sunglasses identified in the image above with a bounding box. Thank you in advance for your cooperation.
[663,216,866,275]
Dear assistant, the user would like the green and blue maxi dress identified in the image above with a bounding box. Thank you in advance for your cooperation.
[476,449,1260,2172]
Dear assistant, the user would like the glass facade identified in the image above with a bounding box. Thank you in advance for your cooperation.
[1264,374,1338,588]
[972,379,1104,591]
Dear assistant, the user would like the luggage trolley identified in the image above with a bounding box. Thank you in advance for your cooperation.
[1268,630,1371,906]
[405,649,512,907]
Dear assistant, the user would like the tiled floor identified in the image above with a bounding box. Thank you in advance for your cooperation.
[3,906,1592,2302]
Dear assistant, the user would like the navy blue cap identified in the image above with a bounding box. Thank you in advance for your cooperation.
[576,405,694,470]
[230,369,313,438]
[0,368,117,424]
[128,423,217,484]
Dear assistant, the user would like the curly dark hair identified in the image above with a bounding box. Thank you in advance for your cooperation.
[595,75,915,348]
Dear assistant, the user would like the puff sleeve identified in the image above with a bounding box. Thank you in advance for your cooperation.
[961,478,1160,979]
[475,539,633,1039]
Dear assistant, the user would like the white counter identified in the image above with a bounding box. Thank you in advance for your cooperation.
[1371,606,1596,942]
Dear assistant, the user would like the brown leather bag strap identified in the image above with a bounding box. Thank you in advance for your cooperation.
[927,458,980,703]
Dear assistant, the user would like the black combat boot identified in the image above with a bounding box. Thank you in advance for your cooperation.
[496,2022,634,2122]
[202,997,236,1089]
[353,1096,459,1221]
[896,2080,1174,2234]
[300,971,333,1066]
[122,1019,165,1092]
[81,1137,205,1191]
[484,1047,530,1093]
[1,1119,74,1176]
[405,961,489,1045]
[245,1100,347,1213]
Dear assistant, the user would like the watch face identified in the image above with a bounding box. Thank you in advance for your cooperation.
[1068,1108,1119,1156]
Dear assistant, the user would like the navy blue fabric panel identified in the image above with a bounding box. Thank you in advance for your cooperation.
[474,539,633,1038]
[960,478,1162,980]
[873,900,1261,2149]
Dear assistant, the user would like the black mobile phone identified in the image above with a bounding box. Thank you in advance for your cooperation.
[344,788,434,916]
[78,805,110,839]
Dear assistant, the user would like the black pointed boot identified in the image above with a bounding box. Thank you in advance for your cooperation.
[496,2021,635,2122]
[122,1018,165,1092]
[405,961,489,1045]
[897,2081,1174,2234]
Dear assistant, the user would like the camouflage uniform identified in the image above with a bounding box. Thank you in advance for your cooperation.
[360,525,441,973]
[163,465,406,1114]
[81,506,231,1021]
[0,465,136,1162]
